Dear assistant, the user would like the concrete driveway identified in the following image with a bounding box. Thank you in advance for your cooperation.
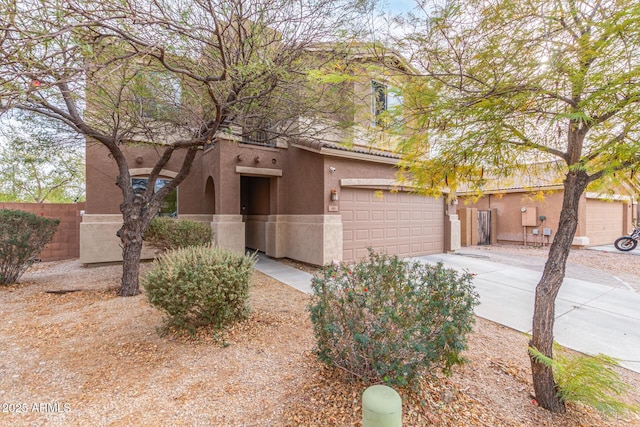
[417,253,640,374]
[256,252,640,374]
[588,244,640,255]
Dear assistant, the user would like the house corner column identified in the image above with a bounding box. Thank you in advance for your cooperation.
[322,216,343,265]
[211,215,245,254]
[265,215,287,258]
[445,213,461,253]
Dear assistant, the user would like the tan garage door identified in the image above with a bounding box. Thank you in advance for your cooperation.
[341,188,445,261]
[586,199,624,246]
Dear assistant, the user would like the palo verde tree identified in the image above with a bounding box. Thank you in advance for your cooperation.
[392,0,640,412]
[0,0,368,296]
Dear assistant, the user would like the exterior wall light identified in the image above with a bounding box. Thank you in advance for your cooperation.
[330,189,339,201]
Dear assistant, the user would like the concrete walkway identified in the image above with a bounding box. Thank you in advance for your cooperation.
[254,256,314,294]
[254,253,640,373]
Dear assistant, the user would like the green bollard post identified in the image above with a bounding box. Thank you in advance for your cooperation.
[362,384,402,427]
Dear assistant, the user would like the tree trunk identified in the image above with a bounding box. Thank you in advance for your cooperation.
[529,169,589,412]
[116,204,146,297]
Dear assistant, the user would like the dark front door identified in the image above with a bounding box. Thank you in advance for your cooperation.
[478,210,491,245]
[240,176,271,251]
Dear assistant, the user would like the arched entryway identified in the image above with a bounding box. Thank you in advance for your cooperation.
[204,176,216,214]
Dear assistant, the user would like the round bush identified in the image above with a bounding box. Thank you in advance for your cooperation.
[0,209,60,285]
[308,249,479,388]
[144,217,213,252]
[143,245,256,334]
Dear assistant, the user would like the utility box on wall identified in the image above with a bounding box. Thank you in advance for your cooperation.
[521,207,538,226]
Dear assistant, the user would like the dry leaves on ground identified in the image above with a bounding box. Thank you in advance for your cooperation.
[0,257,639,426]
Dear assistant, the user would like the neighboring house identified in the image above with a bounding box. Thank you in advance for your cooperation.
[80,48,459,265]
[456,163,638,248]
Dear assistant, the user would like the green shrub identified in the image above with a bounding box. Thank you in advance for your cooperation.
[143,245,256,334]
[308,249,479,388]
[529,345,640,417]
[144,217,213,252]
[0,209,59,285]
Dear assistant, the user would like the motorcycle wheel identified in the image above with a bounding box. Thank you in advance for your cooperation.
[614,236,638,251]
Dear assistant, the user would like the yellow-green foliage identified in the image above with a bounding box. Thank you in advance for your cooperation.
[143,245,256,335]
[529,346,639,417]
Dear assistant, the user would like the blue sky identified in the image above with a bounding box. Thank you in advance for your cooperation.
[381,0,417,14]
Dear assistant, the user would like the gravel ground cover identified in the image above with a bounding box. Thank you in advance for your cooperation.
[1,246,639,426]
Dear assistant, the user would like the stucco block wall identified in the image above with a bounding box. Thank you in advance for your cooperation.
[210,215,245,254]
[1,202,85,261]
[265,215,342,265]
[79,214,159,264]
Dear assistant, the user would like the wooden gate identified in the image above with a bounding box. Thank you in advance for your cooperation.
[478,210,491,245]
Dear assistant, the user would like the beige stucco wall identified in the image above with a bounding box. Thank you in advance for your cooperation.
[460,191,598,246]
[211,214,245,254]
[459,190,633,247]
[79,214,158,264]
[264,215,342,265]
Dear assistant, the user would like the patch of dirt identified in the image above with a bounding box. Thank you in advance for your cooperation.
[277,257,320,274]
[0,256,639,426]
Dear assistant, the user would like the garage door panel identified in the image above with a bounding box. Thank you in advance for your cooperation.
[341,210,354,221]
[399,193,412,204]
[423,211,435,220]
[385,245,398,254]
[372,210,384,221]
[355,247,370,259]
[355,229,369,240]
[372,228,385,239]
[342,188,444,261]
[342,190,355,202]
[398,243,410,253]
[586,200,625,246]
[356,210,370,221]
[356,191,370,202]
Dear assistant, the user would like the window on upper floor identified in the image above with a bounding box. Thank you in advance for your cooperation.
[371,80,401,128]
[132,177,177,217]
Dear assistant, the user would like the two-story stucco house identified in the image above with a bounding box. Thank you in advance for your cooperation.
[80,47,460,266]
